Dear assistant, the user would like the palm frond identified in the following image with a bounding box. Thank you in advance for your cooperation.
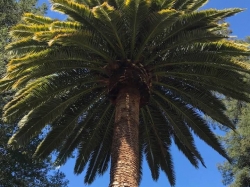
[144,106,176,185]
[150,0,175,10]
[152,90,230,161]
[48,31,112,62]
[84,104,114,184]
[135,9,180,61]
[3,75,102,123]
[140,109,160,180]
[123,0,149,58]
[150,96,205,167]
[34,92,107,159]
[51,0,92,22]
[146,8,244,60]
[5,37,48,57]
[22,13,54,25]
[107,0,126,9]
[144,29,226,64]
[54,98,113,167]
[174,0,208,12]
[10,24,50,38]
[34,29,76,42]
[7,84,104,148]
[188,0,209,11]
[152,80,234,129]
[154,65,250,94]
[5,47,105,83]
[151,51,250,74]
[74,102,114,175]
[92,2,126,58]
[50,21,83,30]
[154,70,250,103]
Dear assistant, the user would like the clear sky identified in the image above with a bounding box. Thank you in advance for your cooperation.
[37,0,250,186]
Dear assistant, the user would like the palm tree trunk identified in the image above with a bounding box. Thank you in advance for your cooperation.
[109,86,140,187]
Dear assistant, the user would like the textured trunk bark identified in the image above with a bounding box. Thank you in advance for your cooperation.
[109,86,140,187]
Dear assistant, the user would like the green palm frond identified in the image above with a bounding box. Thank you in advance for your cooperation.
[144,106,176,185]
[141,109,161,180]
[105,0,124,9]
[50,21,83,30]
[187,0,208,11]
[152,90,230,160]
[5,48,104,85]
[143,30,226,64]
[135,9,181,61]
[151,0,176,10]
[34,92,108,159]
[8,85,103,147]
[173,0,196,11]
[150,97,205,166]
[3,74,101,123]
[50,1,120,53]
[5,37,48,57]
[54,100,113,167]
[151,52,250,73]
[10,24,50,38]
[48,32,112,61]
[155,69,250,102]
[84,104,114,183]
[51,0,92,20]
[152,80,234,129]
[34,29,77,42]
[92,2,126,58]
[8,49,52,66]
[168,8,241,40]
[73,101,113,175]
[155,64,247,90]
[22,13,54,25]
[173,0,208,11]
[123,0,150,58]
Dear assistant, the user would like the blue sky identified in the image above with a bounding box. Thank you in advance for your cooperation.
[38,0,250,186]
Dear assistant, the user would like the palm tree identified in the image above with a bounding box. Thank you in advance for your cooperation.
[1,0,250,186]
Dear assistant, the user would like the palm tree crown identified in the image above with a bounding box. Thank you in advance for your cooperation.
[1,0,250,186]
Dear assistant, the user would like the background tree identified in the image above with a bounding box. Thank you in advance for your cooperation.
[218,39,250,187]
[0,0,68,186]
[1,0,250,186]
[218,100,250,187]
[0,0,47,74]
[0,127,69,187]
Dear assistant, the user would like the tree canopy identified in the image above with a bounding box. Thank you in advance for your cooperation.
[1,0,250,186]
[0,1,68,186]
[218,100,250,187]
[0,0,47,74]
[218,41,250,187]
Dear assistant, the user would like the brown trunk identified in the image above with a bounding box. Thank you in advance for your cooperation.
[109,86,140,187]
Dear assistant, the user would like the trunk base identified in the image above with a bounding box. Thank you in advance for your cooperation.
[109,86,140,187]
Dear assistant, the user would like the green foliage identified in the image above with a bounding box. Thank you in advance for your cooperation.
[1,0,250,186]
[218,50,250,187]
[218,100,250,187]
[0,124,69,187]
[0,1,69,186]
[0,0,47,75]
